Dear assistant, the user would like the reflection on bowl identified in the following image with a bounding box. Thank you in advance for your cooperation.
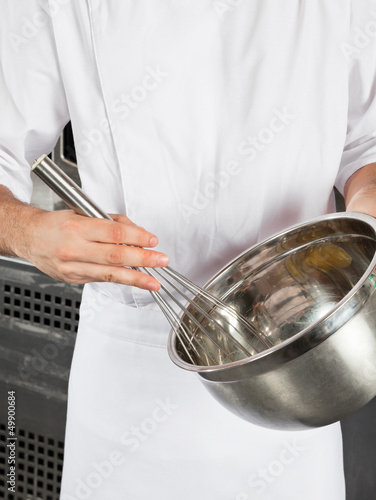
[168,213,376,429]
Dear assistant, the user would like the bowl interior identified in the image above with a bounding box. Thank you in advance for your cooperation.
[175,216,376,367]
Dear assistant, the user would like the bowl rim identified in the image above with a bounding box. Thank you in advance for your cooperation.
[167,211,376,374]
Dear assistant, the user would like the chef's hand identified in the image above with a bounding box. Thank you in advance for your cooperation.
[18,208,168,291]
[345,163,376,216]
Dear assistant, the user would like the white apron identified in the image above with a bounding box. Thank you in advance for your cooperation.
[60,285,345,500]
[1,1,376,498]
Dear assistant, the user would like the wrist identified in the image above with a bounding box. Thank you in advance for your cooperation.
[11,204,45,261]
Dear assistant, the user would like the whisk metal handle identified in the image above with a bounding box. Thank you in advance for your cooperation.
[31,155,113,221]
[31,155,199,363]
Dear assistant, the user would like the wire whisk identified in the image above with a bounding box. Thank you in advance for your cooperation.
[32,155,273,366]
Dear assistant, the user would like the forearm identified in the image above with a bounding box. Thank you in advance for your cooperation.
[0,185,43,258]
[344,163,376,215]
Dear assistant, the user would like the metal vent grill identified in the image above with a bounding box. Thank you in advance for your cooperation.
[2,282,80,333]
[0,257,83,499]
[0,423,64,500]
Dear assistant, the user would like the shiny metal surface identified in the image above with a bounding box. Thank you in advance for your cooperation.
[168,213,376,429]
[32,156,110,219]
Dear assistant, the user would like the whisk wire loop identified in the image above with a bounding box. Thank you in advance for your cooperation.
[147,267,260,361]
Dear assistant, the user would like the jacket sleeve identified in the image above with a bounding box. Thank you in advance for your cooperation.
[335,3,376,194]
[0,1,70,203]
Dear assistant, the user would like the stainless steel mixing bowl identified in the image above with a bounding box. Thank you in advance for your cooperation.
[168,212,376,430]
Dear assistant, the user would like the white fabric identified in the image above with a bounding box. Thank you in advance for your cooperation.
[62,285,345,500]
[1,0,376,498]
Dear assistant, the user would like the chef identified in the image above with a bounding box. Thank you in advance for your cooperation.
[1,1,376,498]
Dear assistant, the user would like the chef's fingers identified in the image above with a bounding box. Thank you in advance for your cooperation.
[109,213,137,225]
[77,217,159,248]
[56,262,161,290]
[58,241,169,268]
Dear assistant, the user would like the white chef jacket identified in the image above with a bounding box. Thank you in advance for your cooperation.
[1,1,376,499]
